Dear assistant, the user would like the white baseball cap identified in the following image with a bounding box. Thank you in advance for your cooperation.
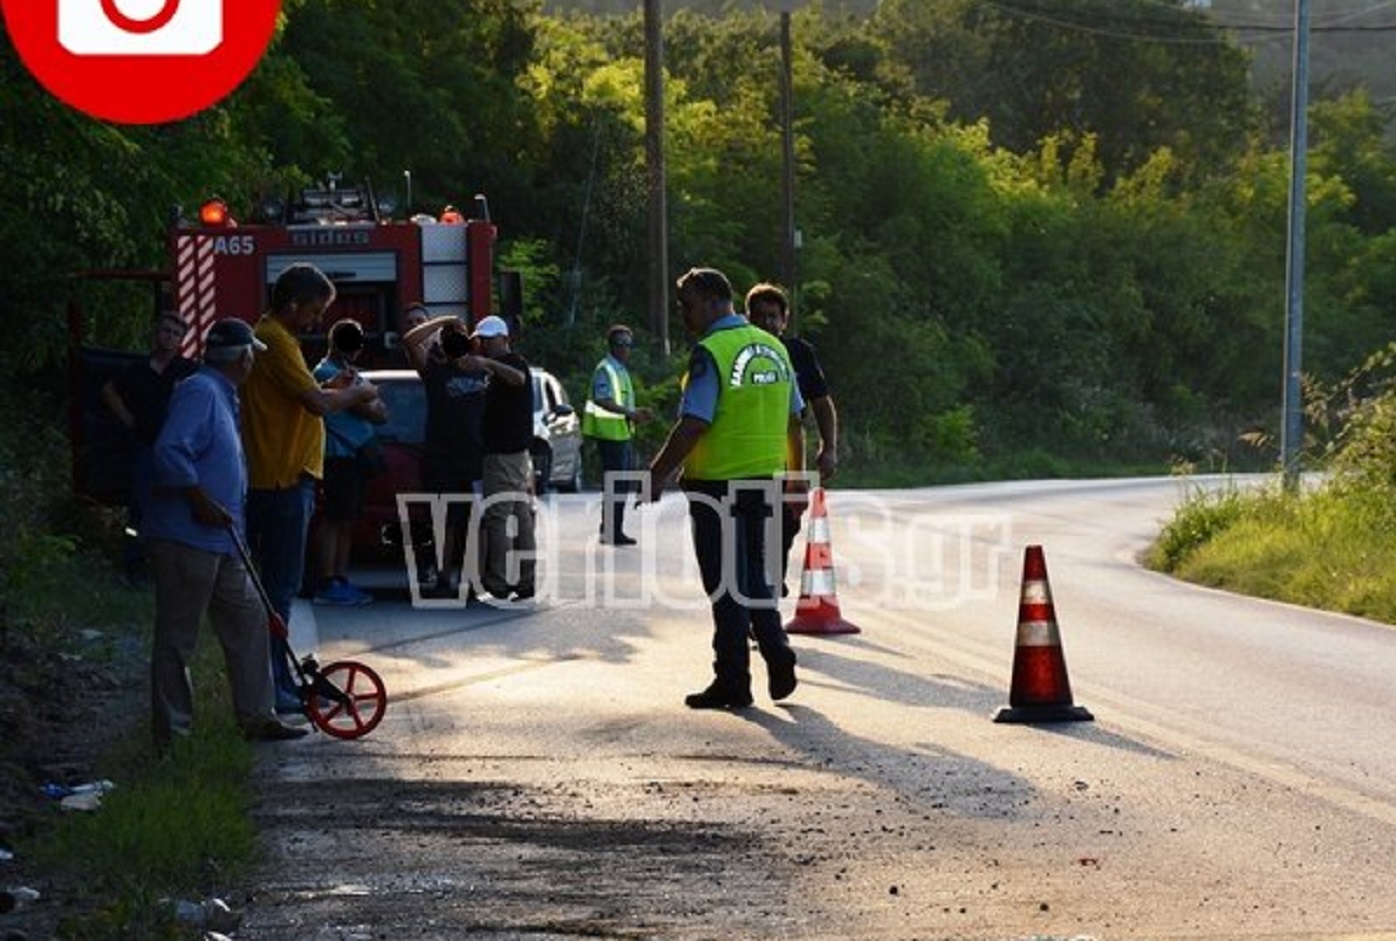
[471,315,509,339]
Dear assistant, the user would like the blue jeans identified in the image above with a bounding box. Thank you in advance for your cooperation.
[246,478,315,703]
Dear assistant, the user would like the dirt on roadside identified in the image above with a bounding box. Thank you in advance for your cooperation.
[0,615,147,938]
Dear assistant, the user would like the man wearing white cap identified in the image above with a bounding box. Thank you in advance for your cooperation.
[474,315,537,601]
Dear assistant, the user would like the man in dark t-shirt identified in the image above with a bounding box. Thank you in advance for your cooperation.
[745,283,840,596]
[404,315,491,598]
[475,316,537,601]
[101,312,197,582]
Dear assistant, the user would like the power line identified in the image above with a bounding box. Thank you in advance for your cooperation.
[976,0,1396,46]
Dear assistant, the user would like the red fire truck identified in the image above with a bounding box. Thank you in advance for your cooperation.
[172,179,502,360]
[70,179,519,506]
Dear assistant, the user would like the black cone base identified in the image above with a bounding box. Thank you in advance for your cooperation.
[993,703,1094,724]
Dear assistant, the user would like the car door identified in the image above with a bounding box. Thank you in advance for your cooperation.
[539,372,582,489]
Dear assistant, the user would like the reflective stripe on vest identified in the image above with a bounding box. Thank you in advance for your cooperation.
[582,359,632,440]
[684,325,793,481]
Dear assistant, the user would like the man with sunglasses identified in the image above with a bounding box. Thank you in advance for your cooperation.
[583,324,653,546]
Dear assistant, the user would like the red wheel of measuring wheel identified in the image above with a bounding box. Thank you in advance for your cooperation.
[306,660,388,740]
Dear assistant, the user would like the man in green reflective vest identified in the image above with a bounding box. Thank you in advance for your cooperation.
[583,324,653,545]
[642,267,806,710]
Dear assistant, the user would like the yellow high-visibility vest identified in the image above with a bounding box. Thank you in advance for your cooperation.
[684,324,793,481]
[582,358,634,441]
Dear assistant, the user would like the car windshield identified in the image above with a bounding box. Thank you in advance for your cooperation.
[373,379,426,444]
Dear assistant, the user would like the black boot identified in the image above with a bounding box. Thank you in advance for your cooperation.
[684,678,753,710]
[766,646,798,701]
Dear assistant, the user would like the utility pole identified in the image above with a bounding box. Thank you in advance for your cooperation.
[1281,0,1309,488]
[644,0,670,355]
[779,11,797,326]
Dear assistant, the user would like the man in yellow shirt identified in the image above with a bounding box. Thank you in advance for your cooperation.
[241,262,379,710]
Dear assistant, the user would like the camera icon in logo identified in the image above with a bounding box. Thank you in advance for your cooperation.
[59,0,223,56]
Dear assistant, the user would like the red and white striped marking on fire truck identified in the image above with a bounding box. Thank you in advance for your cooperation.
[175,234,218,357]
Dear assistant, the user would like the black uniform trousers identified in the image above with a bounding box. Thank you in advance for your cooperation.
[684,479,793,694]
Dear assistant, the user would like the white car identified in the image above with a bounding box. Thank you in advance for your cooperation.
[527,367,584,493]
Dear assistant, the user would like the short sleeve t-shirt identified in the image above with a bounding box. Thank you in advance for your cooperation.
[481,352,534,455]
[113,355,197,445]
[421,358,489,475]
[782,335,830,405]
[242,316,325,488]
[313,358,378,458]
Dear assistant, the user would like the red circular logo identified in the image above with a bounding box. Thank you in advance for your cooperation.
[2,0,282,125]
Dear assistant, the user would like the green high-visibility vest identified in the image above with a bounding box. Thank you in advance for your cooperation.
[582,358,634,441]
[684,324,793,481]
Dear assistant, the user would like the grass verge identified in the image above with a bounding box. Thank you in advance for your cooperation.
[1146,477,1396,625]
[7,559,263,940]
[0,369,264,939]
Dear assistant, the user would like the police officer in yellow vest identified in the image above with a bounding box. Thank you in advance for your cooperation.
[583,324,653,545]
[643,268,806,710]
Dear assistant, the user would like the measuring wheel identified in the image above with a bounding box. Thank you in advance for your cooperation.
[305,660,388,740]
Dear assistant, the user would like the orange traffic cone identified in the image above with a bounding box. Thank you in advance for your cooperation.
[785,487,860,636]
[993,545,1093,724]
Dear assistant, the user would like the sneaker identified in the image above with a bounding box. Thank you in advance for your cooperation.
[684,682,753,710]
[334,578,374,606]
[313,581,359,606]
[600,534,637,547]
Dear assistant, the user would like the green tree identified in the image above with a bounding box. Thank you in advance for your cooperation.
[870,0,1259,186]
[276,0,540,215]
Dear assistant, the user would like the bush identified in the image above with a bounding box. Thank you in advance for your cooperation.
[1146,478,1286,572]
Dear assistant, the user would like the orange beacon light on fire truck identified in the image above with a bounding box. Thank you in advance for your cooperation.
[199,197,236,227]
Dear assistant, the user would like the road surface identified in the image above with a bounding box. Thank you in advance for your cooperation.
[238,477,1396,941]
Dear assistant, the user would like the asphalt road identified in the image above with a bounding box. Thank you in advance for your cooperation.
[239,477,1396,941]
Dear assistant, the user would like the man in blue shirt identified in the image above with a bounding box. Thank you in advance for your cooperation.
[146,319,308,748]
[643,268,806,710]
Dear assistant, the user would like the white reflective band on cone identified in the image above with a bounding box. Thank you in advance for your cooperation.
[801,569,837,597]
[1015,619,1061,646]
[1020,580,1051,604]
[808,517,831,543]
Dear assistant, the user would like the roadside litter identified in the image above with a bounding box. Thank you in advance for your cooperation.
[0,886,41,913]
[165,896,242,933]
[40,780,115,812]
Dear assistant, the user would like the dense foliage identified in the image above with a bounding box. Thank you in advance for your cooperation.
[4,0,1396,482]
